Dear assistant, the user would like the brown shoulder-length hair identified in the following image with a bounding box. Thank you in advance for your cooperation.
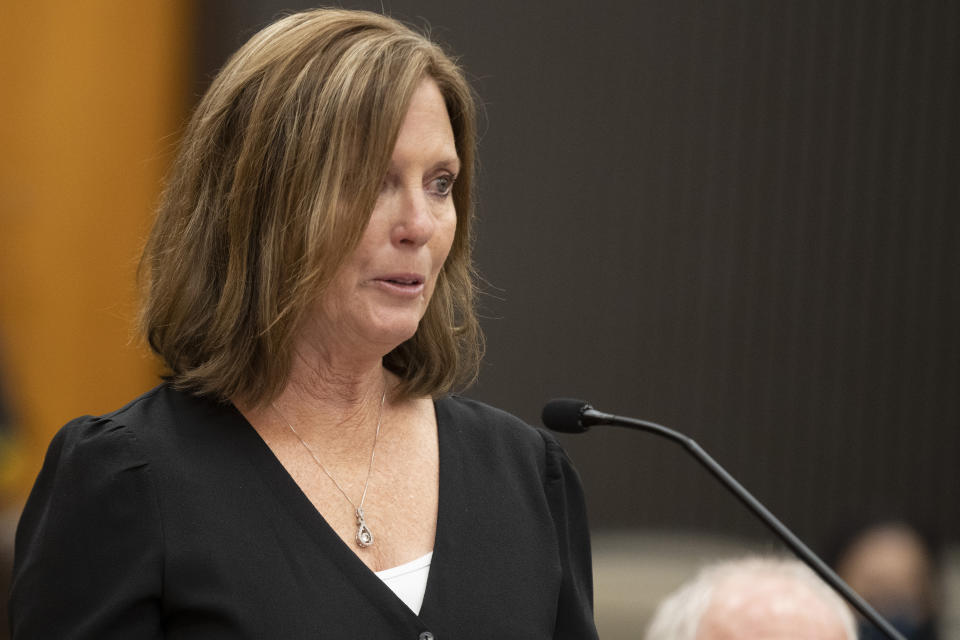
[139,9,482,406]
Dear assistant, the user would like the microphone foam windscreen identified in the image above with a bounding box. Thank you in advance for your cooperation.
[541,398,591,433]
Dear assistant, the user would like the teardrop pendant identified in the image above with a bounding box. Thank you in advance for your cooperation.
[355,507,374,548]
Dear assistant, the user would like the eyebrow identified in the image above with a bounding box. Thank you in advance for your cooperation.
[433,156,461,173]
[387,157,460,175]
[385,150,461,177]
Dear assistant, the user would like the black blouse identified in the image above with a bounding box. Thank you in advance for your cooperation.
[10,385,598,639]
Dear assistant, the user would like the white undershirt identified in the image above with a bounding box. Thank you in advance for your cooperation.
[374,551,433,614]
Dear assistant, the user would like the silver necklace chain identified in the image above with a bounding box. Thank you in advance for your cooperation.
[270,381,386,548]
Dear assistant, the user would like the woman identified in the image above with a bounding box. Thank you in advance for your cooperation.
[10,9,597,639]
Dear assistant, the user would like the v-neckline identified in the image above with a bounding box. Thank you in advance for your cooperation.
[226,397,449,619]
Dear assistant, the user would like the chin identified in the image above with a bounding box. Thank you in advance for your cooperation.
[369,317,423,351]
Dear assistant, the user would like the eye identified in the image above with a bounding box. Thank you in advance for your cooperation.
[428,173,457,198]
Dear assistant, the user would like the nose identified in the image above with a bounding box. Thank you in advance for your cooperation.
[390,187,435,247]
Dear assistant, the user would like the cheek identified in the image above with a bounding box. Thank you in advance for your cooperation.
[432,216,457,273]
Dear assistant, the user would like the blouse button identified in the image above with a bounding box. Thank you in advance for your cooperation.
[418,632,435,640]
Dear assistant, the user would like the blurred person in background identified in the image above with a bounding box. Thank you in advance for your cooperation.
[0,348,21,499]
[832,519,941,640]
[0,350,16,640]
[8,9,597,639]
[645,556,857,640]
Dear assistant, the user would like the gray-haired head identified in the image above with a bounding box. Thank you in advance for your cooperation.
[645,556,857,640]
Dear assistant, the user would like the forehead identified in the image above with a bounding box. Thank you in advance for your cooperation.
[390,79,458,166]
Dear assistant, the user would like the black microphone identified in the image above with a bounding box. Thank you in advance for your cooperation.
[542,398,905,640]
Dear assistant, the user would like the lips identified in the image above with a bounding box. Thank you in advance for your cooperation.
[375,273,424,286]
[371,273,427,297]
[380,276,423,286]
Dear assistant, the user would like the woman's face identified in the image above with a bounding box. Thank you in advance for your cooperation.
[309,78,459,360]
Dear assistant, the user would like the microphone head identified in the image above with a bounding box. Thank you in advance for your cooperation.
[542,398,593,434]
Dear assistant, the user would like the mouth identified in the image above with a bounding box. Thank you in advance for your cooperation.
[379,276,424,286]
[372,273,427,296]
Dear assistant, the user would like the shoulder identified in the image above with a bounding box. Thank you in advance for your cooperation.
[435,394,550,441]
[44,384,245,486]
[103,383,233,434]
[31,387,182,505]
[96,383,243,448]
[36,415,149,505]
[435,394,565,472]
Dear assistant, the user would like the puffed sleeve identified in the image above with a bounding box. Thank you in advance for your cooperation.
[542,431,599,640]
[9,416,164,639]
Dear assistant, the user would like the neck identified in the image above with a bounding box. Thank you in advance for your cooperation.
[276,356,385,434]
[287,319,395,399]
[234,325,398,443]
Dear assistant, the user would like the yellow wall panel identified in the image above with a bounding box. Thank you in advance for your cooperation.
[0,2,193,497]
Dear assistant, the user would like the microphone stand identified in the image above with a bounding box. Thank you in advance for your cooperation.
[578,406,906,640]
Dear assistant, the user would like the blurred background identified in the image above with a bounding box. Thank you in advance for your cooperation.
[1,1,957,637]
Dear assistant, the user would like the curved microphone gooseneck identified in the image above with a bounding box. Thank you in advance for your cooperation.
[541,398,905,640]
